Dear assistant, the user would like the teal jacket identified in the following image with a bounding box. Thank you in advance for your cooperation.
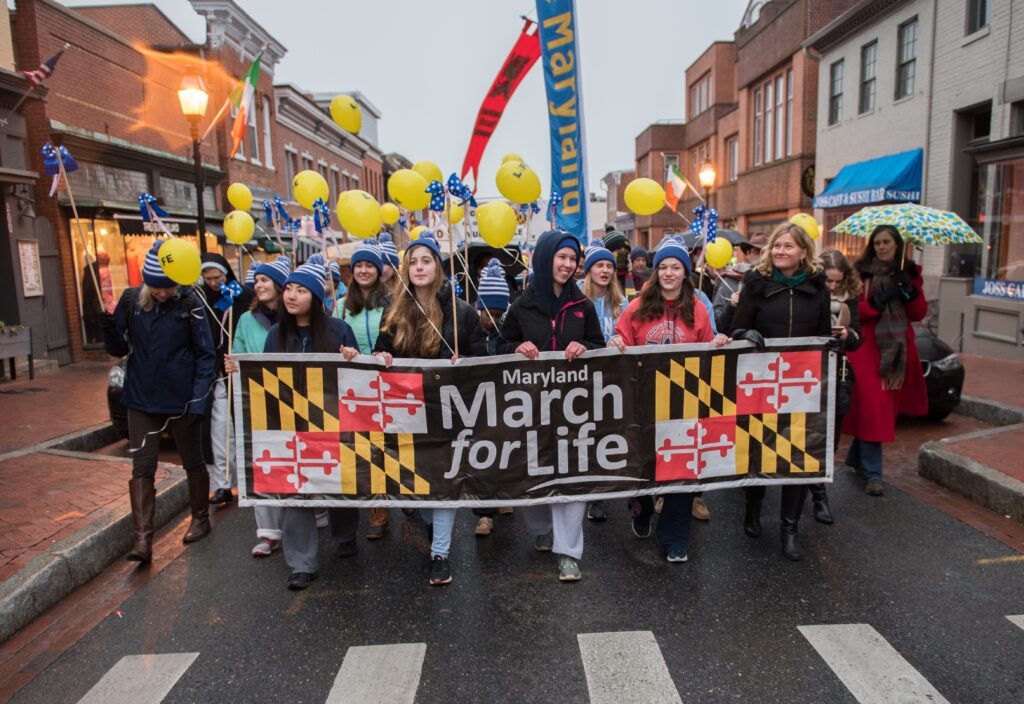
[333,298,386,355]
[233,308,275,354]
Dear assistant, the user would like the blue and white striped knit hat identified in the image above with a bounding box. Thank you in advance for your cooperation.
[350,240,384,275]
[142,241,177,288]
[406,232,442,260]
[254,256,292,289]
[476,258,510,311]
[653,235,693,275]
[379,233,400,268]
[244,261,259,286]
[328,259,341,286]
[285,253,328,303]
[583,242,615,275]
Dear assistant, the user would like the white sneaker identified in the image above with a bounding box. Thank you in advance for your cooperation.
[251,538,279,557]
[558,556,581,581]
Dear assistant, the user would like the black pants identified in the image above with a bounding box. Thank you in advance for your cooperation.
[128,409,206,479]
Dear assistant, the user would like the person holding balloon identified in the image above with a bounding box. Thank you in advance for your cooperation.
[100,240,217,563]
[224,256,292,557]
[729,222,835,561]
[373,233,487,586]
[578,241,628,524]
[333,240,395,540]
[261,254,361,590]
[496,230,605,582]
[608,236,730,562]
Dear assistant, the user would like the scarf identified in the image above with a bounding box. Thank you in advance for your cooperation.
[771,269,809,288]
[867,259,908,390]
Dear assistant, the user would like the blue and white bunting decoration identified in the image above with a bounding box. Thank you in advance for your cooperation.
[690,204,719,244]
[138,192,168,222]
[215,279,244,312]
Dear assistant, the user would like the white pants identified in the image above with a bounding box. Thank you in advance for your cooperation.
[207,378,235,491]
[255,505,283,541]
[522,502,586,560]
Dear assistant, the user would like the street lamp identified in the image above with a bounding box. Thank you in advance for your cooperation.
[178,72,210,254]
[698,158,717,208]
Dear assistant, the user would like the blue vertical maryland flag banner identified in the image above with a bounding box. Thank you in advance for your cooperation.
[233,340,836,508]
[536,0,588,239]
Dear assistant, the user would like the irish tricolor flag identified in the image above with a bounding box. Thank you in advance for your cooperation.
[228,51,263,158]
[665,164,691,212]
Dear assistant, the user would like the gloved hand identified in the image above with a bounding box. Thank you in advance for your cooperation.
[825,336,844,354]
[98,312,116,331]
[732,328,767,352]
[869,285,899,311]
[894,271,919,301]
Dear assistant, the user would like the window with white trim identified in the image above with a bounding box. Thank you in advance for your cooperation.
[753,88,762,166]
[262,96,274,169]
[829,60,844,125]
[896,19,917,99]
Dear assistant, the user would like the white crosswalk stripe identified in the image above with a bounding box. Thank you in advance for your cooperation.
[577,631,682,704]
[799,624,950,704]
[77,653,198,704]
[1008,615,1024,632]
[325,642,426,704]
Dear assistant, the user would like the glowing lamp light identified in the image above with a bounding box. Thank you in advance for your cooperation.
[177,74,209,120]
[698,159,717,191]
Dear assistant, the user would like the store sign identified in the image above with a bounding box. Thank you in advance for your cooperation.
[973,277,1024,300]
[116,217,198,236]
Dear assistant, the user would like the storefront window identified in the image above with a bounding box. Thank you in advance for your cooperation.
[983,157,1024,281]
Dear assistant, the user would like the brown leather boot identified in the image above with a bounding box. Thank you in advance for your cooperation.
[183,472,211,543]
[126,478,155,563]
[366,507,390,539]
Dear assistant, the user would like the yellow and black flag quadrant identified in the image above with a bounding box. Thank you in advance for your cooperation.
[655,353,737,421]
[247,365,339,433]
[339,431,429,496]
[734,413,822,476]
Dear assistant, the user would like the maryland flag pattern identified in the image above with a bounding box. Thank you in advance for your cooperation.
[655,354,737,420]
[248,365,338,433]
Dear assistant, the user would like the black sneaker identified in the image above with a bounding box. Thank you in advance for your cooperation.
[586,501,607,522]
[335,540,357,558]
[287,571,318,590]
[209,488,234,505]
[429,555,452,586]
[631,515,652,539]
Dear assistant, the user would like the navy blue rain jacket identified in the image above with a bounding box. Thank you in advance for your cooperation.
[105,286,217,416]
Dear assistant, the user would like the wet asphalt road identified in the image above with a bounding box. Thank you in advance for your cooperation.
[10,465,1024,704]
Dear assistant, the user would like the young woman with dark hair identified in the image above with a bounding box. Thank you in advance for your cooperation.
[609,236,730,562]
[261,254,359,591]
[496,229,606,582]
[373,233,487,587]
[843,226,927,496]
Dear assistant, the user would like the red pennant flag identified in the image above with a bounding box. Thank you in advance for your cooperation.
[460,21,541,189]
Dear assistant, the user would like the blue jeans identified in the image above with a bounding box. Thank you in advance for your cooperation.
[846,438,883,482]
[421,508,456,558]
[656,493,694,553]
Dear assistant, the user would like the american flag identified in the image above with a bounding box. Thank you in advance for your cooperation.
[20,49,65,88]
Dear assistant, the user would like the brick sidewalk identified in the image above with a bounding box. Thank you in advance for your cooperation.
[960,353,1024,411]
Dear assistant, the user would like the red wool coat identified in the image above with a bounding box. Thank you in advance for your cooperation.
[842,265,928,443]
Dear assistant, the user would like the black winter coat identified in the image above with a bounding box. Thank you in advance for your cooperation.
[374,283,488,359]
[729,270,831,339]
[496,283,605,353]
[104,286,216,416]
[263,317,357,354]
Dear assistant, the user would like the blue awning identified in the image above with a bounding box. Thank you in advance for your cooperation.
[813,148,923,209]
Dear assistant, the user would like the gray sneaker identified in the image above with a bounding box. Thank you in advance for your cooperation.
[534,530,553,552]
[558,556,581,581]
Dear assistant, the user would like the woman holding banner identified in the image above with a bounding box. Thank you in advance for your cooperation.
[101,242,216,564]
[224,256,292,557]
[334,241,393,540]
[497,229,605,582]
[730,223,833,561]
[373,233,487,587]
[609,236,730,562]
[261,254,360,591]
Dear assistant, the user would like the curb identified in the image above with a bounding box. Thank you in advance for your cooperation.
[919,433,1024,524]
[0,425,189,645]
[955,395,1024,427]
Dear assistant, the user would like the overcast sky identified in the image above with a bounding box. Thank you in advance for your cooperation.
[63,0,748,198]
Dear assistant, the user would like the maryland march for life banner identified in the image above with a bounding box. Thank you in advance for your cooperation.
[232,340,836,508]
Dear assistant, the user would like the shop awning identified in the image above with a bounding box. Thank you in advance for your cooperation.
[813,148,923,209]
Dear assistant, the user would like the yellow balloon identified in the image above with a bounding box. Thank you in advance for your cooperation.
[623,178,666,216]
[380,202,400,225]
[704,237,733,269]
[292,170,329,210]
[224,210,255,244]
[387,169,430,211]
[157,238,201,285]
[448,203,465,225]
[409,225,428,241]
[337,190,382,239]
[412,161,444,187]
[495,160,542,204]
[226,183,252,211]
[501,152,523,164]
[476,201,517,248]
[790,212,820,240]
[329,95,362,134]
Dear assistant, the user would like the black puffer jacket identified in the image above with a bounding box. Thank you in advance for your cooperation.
[729,269,831,339]
[496,284,605,353]
[375,282,487,359]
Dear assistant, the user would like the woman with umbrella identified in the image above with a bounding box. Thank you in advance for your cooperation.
[842,226,928,496]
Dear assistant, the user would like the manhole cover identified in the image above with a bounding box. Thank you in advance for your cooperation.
[0,387,45,394]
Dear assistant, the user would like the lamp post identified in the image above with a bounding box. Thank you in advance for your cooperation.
[178,73,210,254]
[698,158,717,209]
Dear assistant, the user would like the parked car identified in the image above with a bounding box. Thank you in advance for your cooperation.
[107,358,129,438]
[913,323,965,421]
